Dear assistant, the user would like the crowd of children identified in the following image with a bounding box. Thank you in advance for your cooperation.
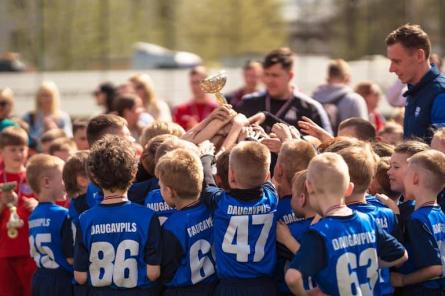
[1,83,445,296]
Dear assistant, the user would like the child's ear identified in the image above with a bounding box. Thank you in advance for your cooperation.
[43,176,51,189]
[344,182,354,197]
[413,171,420,186]
[274,164,283,181]
[300,193,307,207]
[228,168,237,187]
[264,171,271,182]
[305,180,314,195]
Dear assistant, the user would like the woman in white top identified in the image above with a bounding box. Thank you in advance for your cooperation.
[129,73,172,122]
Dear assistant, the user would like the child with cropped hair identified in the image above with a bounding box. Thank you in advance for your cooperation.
[156,148,217,295]
[27,154,73,296]
[74,135,162,295]
[285,153,407,296]
[391,150,445,295]
[203,141,279,296]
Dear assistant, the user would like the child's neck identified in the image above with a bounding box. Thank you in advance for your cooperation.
[4,164,25,174]
[175,197,200,210]
[37,193,54,203]
[316,194,352,217]
[102,189,128,204]
[413,189,438,210]
[345,192,367,205]
[277,182,292,198]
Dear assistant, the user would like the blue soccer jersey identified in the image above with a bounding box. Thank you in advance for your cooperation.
[348,201,399,295]
[203,182,278,279]
[28,202,73,273]
[400,205,445,289]
[276,196,313,293]
[144,189,176,225]
[161,201,217,288]
[128,178,160,205]
[74,202,161,289]
[86,182,103,205]
[289,211,405,296]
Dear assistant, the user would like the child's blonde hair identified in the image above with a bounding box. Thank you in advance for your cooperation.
[156,148,203,200]
[307,152,350,195]
[277,140,316,185]
[27,154,64,195]
[229,142,270,188]
[140,121,185,147]
[408,150,445,193]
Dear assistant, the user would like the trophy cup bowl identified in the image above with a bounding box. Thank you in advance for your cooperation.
[200,71,228,105]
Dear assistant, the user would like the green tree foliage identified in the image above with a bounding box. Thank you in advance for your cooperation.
[5,0,286,70]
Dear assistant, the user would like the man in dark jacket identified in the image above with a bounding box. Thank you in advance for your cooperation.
[236,48,332,135]
[386,24,445,143]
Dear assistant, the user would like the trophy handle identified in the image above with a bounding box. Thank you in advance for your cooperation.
[215,93,228,105]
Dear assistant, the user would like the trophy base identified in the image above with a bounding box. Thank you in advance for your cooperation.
[7,228,18,239]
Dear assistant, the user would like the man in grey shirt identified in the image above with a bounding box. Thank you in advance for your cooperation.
[312,59,368,133]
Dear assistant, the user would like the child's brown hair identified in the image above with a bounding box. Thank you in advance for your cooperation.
[373,157,399,198]
[372,141,395,157]
[27,154,64,195]
[394,140,430,157]
[140,121,185,147]
[408,150,445,193]
[337,145,377,194]
[63,151,89,196]
[141,134,175,176]
[87,135,137,192]
[155,138,199,165]
[49,138,77,156]
[156,148,203,200]
[229,141,270,188]
[215,150,230,191]
[40,129,67,145]
[0,126,28,148]
[86,114,127,145]
[277,140,316,185]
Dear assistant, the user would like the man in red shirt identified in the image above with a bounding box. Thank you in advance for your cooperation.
[0,127,37,296]
[173,66,218,130]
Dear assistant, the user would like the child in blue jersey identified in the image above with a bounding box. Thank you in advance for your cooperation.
[74,135,162,295]
[130,134,173,205]
[338,145,400,295]
[27,154,74,296]
[285,153,407,296]
[272,139,316,295]
[84,114,135,205]
[202,141,279,296]
[391,150,445,295]
[276,170,319,295]
[156,148,217,295]
[63,151,90,228]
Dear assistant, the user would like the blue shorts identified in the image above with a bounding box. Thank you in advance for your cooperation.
[214,277,278,296]
[163,281,217,296]
[32,268,73,296]
[89,286,161,296]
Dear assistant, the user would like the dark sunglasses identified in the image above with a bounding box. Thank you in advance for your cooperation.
[0,101,9,107]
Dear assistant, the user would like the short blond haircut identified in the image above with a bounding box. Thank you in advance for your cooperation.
[140,121,185,147]
[408,150,445,193]
[307,152,350,195]
[155,138,199,165]
[48,138,77,155]
[229,141,270,188]
[155,148,203,200]
[337,145,377,194]
[278,140,316,185]
[27,154,64,194]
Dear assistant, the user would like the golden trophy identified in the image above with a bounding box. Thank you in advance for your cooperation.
[200,71,228,105]
[6,205,23,239]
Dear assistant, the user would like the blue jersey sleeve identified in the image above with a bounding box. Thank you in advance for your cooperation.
[74,226,89,272]
[288,230,326,277]
[200,185,224,211]
[61,216,74,259]
[376,225,405,262]
[144,215,162,265]
[406,219,442,269]
[160,229,184,283]
[128,181,151,205]
[432,93,445,128]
